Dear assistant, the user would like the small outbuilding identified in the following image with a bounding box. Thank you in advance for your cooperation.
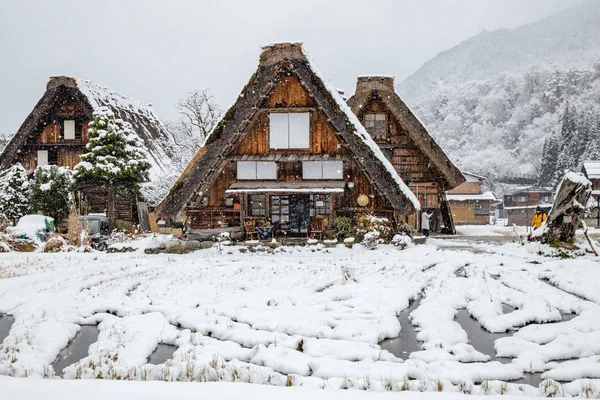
[446,172,496,225]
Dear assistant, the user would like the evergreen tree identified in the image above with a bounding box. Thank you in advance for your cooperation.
[74,107,151,188]
[0,164,30,224]
[550,105,579,187]
[580,114,600,162]
[30,165,72,225]
[538,131,561,187]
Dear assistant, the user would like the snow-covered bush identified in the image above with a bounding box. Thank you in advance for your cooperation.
[74,107,151,189]
[0,164,30,224]
[362,230,382,250]
[392,233,413,250]
[354,213,392,241]
[29,165,72,226]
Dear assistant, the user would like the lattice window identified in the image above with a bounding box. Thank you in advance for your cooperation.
[364,113,387,140]
[249,194,267,216]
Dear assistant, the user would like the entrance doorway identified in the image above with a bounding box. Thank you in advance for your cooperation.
[289,194,310,234]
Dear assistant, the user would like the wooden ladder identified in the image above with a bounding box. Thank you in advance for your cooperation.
[438,192,456,235]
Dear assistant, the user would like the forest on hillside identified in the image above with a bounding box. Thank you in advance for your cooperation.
[411,60,600,191]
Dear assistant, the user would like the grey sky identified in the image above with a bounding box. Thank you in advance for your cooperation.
[0,0,586,134]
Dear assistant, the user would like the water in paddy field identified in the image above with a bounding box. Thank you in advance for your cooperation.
[52,325,99,375]
[378,298,423,359]
[0,314,15,343]
[147,343,178,365]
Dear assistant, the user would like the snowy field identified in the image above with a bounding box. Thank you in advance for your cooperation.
[1,235,600,398]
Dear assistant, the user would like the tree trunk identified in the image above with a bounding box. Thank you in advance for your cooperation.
[539,172,592,244]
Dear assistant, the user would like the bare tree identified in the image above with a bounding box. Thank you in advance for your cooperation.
[172,89,222,150]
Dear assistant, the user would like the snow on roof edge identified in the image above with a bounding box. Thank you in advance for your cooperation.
[302,46,421,211]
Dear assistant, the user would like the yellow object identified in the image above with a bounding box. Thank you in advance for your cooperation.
[531,212,547,229]
[357,195,369,207]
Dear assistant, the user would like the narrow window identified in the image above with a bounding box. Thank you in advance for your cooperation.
[269,112,310,149]
[249,194,266,216]
[237,161,277,180]
[37,150,48,167]
[64,120,76,140]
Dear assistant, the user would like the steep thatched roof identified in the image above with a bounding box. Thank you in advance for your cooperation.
[0,76,173,180]
[156,43,420,217]
[347,76,464,190]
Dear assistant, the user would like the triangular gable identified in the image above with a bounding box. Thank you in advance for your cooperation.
[0,84,94,170]
[347,76,465,190]
[157,43,420,217]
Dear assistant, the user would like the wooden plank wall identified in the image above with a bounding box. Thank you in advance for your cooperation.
[234,76,342,156]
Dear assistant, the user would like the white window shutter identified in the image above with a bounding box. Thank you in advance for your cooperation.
[37,150,48,167]
[256,162,277,180]
[269,113,289,149]
[64,120,75,140]
[322,161,343,179]
[237,161,257,179]
[289,113,310,149]
[302,161,322,179]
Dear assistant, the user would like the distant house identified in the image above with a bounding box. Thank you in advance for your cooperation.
[503,186,553,226]
[156,43,420,237]
[347,76,464,233]
[581,161,600,227]
[0,76,173,221]
[446,172,496,225]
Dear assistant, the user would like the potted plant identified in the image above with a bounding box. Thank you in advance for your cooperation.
[217,216,229,228]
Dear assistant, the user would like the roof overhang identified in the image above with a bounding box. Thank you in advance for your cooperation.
[225,181,346,194]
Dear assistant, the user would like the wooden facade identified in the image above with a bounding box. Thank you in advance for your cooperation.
[347,76,465,233]
[446,172,496,225]
[503,186,553,226]
[157,43,419,235]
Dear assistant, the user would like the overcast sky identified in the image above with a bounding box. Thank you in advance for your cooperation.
[0,0,587,134]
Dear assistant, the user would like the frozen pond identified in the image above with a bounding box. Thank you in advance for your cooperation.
[379,298,422,359]
[0,314,15,343]
[147,344,177,365]
[52,325,99,375]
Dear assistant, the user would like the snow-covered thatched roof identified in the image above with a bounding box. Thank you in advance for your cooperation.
[156,42,420,217]
[0,76,173,181]
[582,161,600,180]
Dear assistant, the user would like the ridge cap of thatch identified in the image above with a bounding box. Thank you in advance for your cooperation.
[356,76,395,93]
[259,42,306,67]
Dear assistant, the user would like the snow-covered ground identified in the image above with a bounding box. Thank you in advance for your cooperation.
[1,235,600,397]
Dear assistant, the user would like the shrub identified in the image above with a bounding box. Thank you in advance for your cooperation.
[333,216,353,239]
[0,164,30,224]
[354,213,392,241]
[392,233,413,250]
[362,230,382,250]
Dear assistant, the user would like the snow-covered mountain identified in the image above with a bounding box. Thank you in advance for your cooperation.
[399,1,600,103]
[399,1,600,191]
